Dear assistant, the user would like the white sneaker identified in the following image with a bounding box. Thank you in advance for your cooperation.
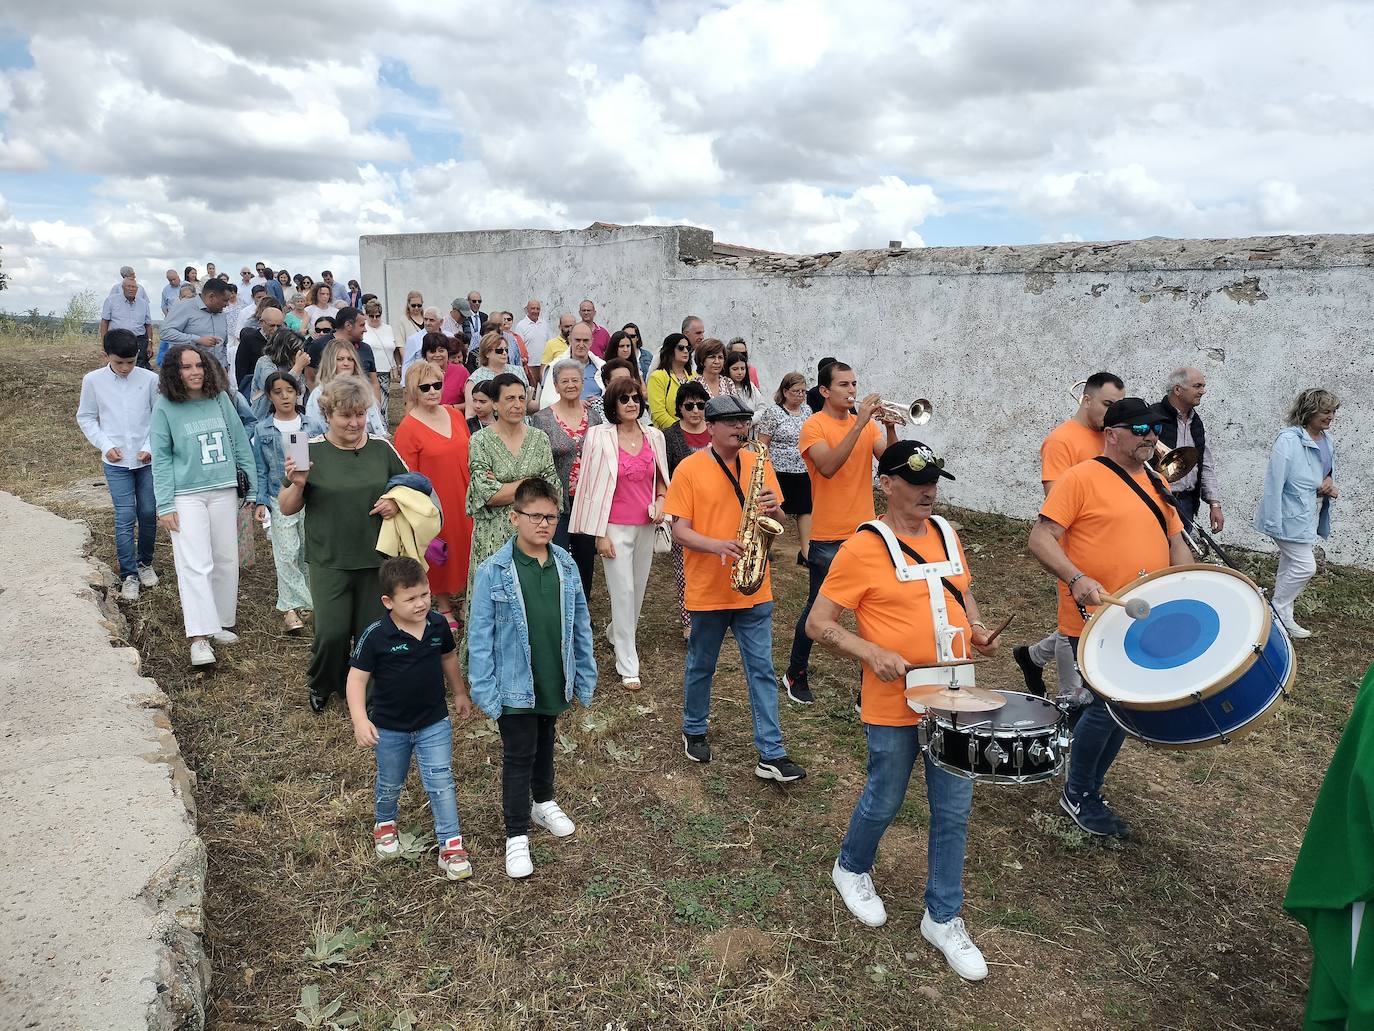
[1283,618,1313,639]
[190,640,216,667]
[531,800,576,837]
[831,859,887,927]
[121,575,140,602]
[211,629,241,646]
[137,566,159,588]
[921,911,988,981]
[505,835,533,879]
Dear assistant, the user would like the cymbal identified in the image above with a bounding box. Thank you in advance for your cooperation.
[903,683,1007,713]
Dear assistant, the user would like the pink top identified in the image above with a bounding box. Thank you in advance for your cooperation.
[588,324,612,358]
[607,444,655,525]
[441,363,470,406]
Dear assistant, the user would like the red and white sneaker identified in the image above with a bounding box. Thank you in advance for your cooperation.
[373,821,400,859]
[438,835,472,880]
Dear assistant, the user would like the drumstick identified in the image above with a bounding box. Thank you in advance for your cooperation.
[980,614,1015,644]
[1098,591,1151,620]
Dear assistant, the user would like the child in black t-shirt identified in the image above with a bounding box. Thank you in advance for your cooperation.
[347,556,474,880]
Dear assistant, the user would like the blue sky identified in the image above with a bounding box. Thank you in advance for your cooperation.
[1,1,1371,312]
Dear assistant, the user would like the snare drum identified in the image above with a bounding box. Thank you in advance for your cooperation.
[1077,564,1295,749]
[919,691,1070,785]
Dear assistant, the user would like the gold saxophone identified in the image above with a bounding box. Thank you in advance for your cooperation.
[730,442,785,595]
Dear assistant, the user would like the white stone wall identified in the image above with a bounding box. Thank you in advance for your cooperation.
[361,227,1372,568]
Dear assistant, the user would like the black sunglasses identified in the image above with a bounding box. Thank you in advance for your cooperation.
[493,347,507,354]
[417,382,443,393]
[681,401,705,411]
[1124,423,1165,437]
[675,344,690,351]
[617,394,644,405]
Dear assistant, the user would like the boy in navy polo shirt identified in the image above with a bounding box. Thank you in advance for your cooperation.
[347,556,474,880]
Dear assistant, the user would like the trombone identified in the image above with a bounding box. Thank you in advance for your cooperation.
[876,397,933,426]
[1069,379,1197,482]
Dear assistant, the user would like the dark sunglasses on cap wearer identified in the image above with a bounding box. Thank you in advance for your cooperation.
[1125,423,1165,437]
[315,324,332,334]
[417,382,443,393]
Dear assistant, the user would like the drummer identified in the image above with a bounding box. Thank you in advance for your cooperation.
[1028,397,1192,839]
[806,440,999,982]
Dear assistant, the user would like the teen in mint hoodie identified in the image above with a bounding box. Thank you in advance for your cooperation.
[151,344,257,667]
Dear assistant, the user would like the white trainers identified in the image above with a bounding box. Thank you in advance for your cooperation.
[831,859,888,927]
[1276,607,1313,639]
[121,575,140,602]
[531,800,576,837]
[137,566,159,588]
[190,639,216,667]
[921,911,988,981]
[505,835,533,879]
[210,629,241,646]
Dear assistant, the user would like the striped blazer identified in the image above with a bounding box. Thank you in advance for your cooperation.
[568,422,670,538]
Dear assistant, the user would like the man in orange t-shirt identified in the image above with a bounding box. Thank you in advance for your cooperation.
[665,395,805,783]
[1013,372,1124,703]
[806,440,998,981]
[1030,397,1192,840]
[783,360,898,706]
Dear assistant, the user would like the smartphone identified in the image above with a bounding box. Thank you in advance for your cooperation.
[286,431,311,471]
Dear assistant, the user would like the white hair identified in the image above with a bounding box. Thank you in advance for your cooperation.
[422,306,441,319]
[1166,367,1200,393]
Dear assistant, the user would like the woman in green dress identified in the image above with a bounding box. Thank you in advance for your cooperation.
[278,375,408,712]
[466,373,561,573]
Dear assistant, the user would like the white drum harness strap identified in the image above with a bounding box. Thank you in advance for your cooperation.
[857,516,970,667]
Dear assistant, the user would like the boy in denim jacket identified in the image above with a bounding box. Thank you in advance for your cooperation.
[468,478,597,880]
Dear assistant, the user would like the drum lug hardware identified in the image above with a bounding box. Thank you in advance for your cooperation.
[930,727,943,754]
[968,739,979,768]
[1013,740,1025,771]
[985,741,1007,769]
[1028,740,1045,763]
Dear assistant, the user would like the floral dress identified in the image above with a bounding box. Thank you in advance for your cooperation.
[465,425,561,573]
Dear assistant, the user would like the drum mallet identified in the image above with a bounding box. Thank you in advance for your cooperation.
[1098,590,1151,620]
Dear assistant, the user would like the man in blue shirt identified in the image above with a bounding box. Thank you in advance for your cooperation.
[161,269,183,317]
[158,279,232,368]
[100,278,154,368]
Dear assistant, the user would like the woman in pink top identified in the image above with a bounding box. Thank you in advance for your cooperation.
[569,378,669,691]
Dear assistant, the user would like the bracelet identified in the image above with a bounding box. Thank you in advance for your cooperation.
[1066,573,1084,589]
[970,621,987,630]
[1209,501,1221,508]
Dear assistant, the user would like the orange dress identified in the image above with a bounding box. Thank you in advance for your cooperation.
[393,408,474,595]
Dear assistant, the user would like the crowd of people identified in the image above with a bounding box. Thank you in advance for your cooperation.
[75,261,1341,982]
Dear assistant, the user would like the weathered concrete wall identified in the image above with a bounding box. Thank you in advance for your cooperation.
[0,492,207,1030]
[361,227,1373,567]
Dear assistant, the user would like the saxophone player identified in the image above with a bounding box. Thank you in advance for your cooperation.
[665,395,807,782]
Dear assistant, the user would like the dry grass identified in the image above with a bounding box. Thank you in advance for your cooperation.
[4,333,1369,1030]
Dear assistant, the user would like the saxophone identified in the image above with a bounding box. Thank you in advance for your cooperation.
[730,442,786,595]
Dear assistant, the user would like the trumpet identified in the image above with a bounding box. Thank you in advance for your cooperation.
[876,397,934,426]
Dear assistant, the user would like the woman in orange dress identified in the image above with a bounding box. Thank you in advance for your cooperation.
[392,361,474,630]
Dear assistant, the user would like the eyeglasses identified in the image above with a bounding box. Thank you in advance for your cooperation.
[417,382,443,393]
[626,333,639,340]
[681,401,706,411]
[1124,423,1165,437]
[515,510,558,525]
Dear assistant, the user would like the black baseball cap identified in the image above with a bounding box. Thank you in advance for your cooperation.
[1104,397,1171,429]
[878,440,955,484]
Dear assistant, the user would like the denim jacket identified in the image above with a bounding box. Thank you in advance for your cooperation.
[251,413,293,505]
[467,537,597,720]
[1253,426,1334,544]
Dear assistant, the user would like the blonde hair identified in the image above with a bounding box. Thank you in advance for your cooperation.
[1286,388,1340,428]
[318,375,374,420]
[478,330,507,367]
[404,360,445,410]
[318,339,362,385]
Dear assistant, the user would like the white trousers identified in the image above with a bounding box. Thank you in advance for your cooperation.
[1027,630,1084,698]
[1271,537,1317,623]
[600,522,656,678]
[170,488,240,638]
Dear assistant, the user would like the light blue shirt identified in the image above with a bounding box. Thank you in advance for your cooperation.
[100,291,152,334]
[1254,426,1335,543]
[158,299,230,368]
[76,364,159,468]
[161,282,182,316]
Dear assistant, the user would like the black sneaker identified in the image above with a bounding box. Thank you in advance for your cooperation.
[756,755,807,783]
[308,691,329,713]
[1097,793,1131,839]
[783,669,814,705]
[683,733,711,764]
[1012,645,1047,698]
[1059,787,1114,836]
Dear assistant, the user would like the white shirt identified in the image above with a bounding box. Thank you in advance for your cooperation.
[516,316,550,357]
[440,314,464,337]
[362,322,396,373]
[400,329,428,380]
[76,364,159,469]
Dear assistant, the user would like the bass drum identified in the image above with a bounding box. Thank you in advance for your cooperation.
[920,691,1070,785]
[1077,564,1295,749]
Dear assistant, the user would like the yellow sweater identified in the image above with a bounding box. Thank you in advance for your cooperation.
[375,485,442,570]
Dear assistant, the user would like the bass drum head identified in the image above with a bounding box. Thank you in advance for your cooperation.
[1078,565,1268,711]
[930,690,1061,733]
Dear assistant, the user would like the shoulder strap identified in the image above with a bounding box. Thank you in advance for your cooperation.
[857,521,967,614]
[1092,456,1167,537]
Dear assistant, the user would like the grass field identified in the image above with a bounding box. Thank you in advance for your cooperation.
[3,334,1369,1030]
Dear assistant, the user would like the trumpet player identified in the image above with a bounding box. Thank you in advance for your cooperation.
[1159,367,1224,533]
[783,361,897,706]
[665,395,806,782]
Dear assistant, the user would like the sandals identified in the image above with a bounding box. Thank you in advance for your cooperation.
[283,610,305,634]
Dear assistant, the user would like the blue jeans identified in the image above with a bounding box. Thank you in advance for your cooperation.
[682,602,786,761]
[787,538,843,675]
[103,463,156,578]
[1065,697,1126,798]
[838,723,973,924]
[373,718,461,842]
[1173,491,1199,530]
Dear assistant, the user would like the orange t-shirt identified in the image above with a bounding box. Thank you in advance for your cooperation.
[820,522,972,727]
[1040,460,1183,637]
[800,411,881,541]
[1040,419,1103,484]
[663,447,783,611]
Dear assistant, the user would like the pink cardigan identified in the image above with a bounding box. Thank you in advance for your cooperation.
[568,422,669,538]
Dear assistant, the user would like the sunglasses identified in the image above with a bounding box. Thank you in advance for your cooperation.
[626,333,639,340]
[906,452,945,472]
[417,382,443,393]
[515,510,558,525]
[681,401,706,411]
[1124,423,1165,437]
[493,347,507,355]
[675,344,690,351]
[617,395,644,405]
